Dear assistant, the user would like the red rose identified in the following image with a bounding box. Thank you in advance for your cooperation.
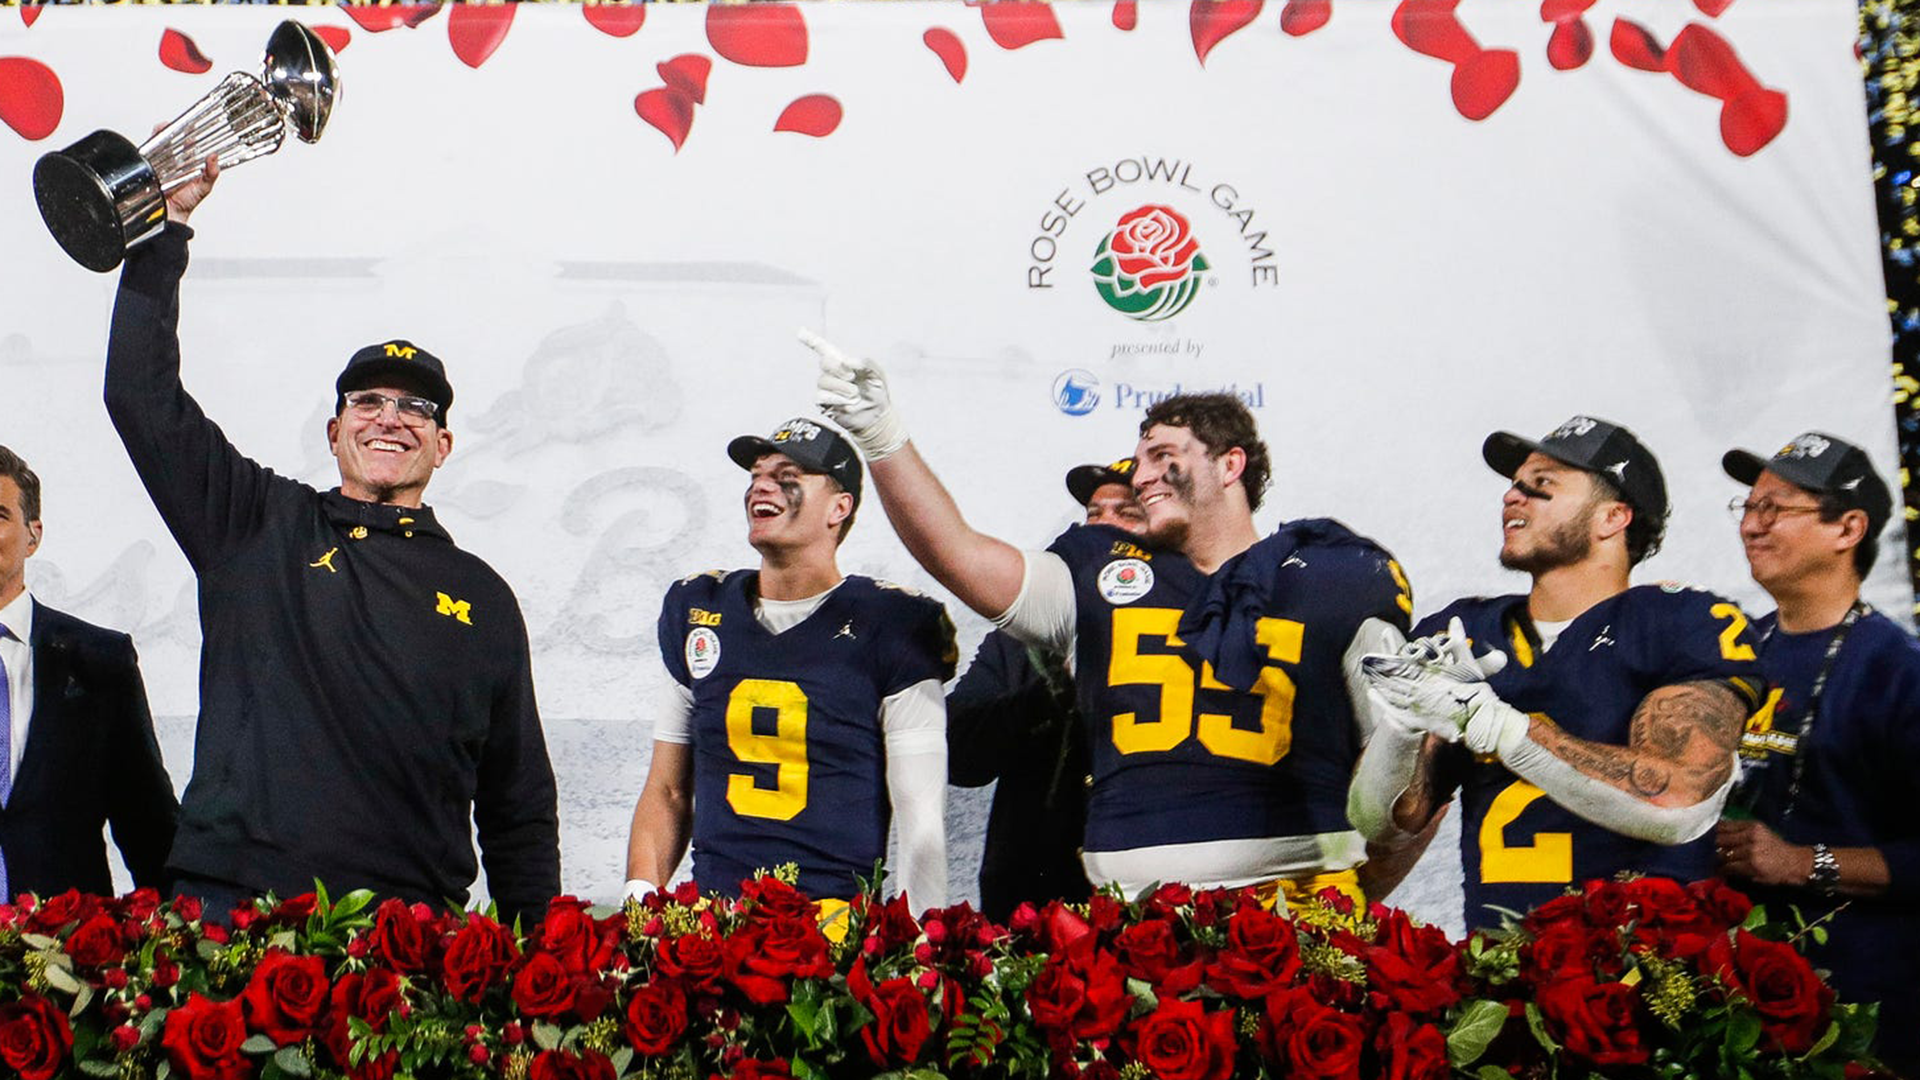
[0,994,73,1080]
[1706,929,1833,1054]
[849,961,931,1067]
[1375,1013,1449,1080]
[240,949,329,1046]
[323,970,403,1080]
[25,889,98,934]
[1364,911,1462,1015]
[656,932,726,993]
[737,877,816,922]
[1035,941,1132,1039]
[1686,878,1754,931]
[511,952,578,1019]
[1580,880,1632,928]
[266,893,317,927]
[1264,987,1366,1080]
[116,888,163,923]
[721,1059,792,1080]
[1207,902,1301,999]
[162,992,249,1080]
[859,893,922,951]
[623,981,688,1055]
[1113,919,1204,994]
[1106,205,1204,290]
[1520,891,1589,935]
[539,898,617,975]
[1026,962,1088,1034]
[1041,901,1094,953]
[368,898,433,973]
[723,915,832,1005]
[530,1049,616,1080]
[1536,975,1646,1067]
[1524,920,1612,986]
[1129,997,1237,1080]
[443,912,519,1004]
[1086,894,1125,933]
[65,913,126,968]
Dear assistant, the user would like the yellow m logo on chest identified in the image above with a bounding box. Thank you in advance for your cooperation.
[435,592,473,625]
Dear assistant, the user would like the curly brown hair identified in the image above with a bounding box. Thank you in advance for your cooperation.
[1139,393,1271,512]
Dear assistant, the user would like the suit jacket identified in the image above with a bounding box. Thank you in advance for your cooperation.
[0,602,178,896]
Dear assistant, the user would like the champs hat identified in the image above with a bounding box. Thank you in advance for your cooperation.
[1483,414,1669,522]
[1722,432,1892,534]
[336,339,454,425]
[727,417,863,508]
[1065,457,1137,506]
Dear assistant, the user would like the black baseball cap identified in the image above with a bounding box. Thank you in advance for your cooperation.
[727,417,863,508]
[1722,432,1892,534]
[336,339,454,425]
[1065,457,1137,506]
[1483,414,1669,522]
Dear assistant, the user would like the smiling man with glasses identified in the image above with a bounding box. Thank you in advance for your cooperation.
[99,156,559,926]
[1716,432,1919,1076]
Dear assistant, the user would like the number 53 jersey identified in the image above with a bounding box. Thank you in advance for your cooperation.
[658,571,957,900]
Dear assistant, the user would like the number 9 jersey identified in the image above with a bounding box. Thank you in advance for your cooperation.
[658,571,958,900]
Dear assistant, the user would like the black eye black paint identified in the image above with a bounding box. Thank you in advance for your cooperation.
[1513,479,1552,501]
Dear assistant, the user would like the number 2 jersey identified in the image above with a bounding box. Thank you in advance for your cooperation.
[1423,585,1764,927]
[657,571,957,900]
[1033,520,1411,889]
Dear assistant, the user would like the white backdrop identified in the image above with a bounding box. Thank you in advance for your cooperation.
[0,0,1903,930]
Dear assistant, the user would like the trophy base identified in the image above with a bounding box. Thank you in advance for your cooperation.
[32,130,165,274]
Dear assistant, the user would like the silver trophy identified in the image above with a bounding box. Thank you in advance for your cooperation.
[32,20,339,273]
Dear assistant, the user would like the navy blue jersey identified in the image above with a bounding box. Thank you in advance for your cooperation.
[1424,585,1764,926]
[1049,521,1412,855]
[1739,609,1920,1070]
[658,571,957,900]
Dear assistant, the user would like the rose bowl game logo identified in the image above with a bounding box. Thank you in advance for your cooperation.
[1091,204,1210,322]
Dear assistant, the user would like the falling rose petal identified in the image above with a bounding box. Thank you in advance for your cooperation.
[1391,0,1478,64]
[1112,1,1138,31]
[1190,0,1262,65]
[1280,0,1331,37]
[707,4,808,67]
[1694,0,1735,16]
[159,29,213,74]
[312,26,352,54]
[340,4,442,33]
[0,56,61,140]
[1546,18,1591,70]
[1608,18,1667,72]
[448,3,515,69]
[21,6,41,28]
[634,87,694,152]
[979,3,1063,50]
[583,3,646,39]
[774,94,841,137]
[657,54,711,104]
[1450,47,1519,120]
[1667,22,1756,100]
[1721,86,1786,155]
[1539,0,1595,21]
[923,28,967,83]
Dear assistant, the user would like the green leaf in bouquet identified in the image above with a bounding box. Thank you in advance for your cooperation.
[328,889,375,924]
[156,1060,172,1080]
[195,939,223,963]
[261,1059,285,1080]
[41,961,82,995]
[1447,998,1511,1067]
[1126,978,1158,1015]
[274,1046,313,1078]
[78,1058,119,1078]
[1524,1002,1561,1055]
[140,1007,170,1038]
[609,1047,634,1077]
[1799,1019,1840,1062]
[790,1055,826,1080]
[532,1022,563,1051]
[1475,1067,1512,1080]
[68,982,93,1018]
[242,1034,279,1055]
[268,930,298,952]
[19,934,58,951]
[1726,1009,1763,1055]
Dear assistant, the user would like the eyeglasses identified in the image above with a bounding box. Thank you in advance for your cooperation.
[344,389,439,426]
[1727,496,1823,527]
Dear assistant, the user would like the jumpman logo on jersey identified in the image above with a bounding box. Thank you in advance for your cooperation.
[836,620,857,640]
[1282,555,1309,569]
[1590,624,1616,651]
[309,548,340,574]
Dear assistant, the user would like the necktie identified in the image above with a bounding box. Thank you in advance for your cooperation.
[0,622,12,901]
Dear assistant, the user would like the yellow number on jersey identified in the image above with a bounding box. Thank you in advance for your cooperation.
[1479,780,1573,883]
[1711,602,1757,662]
[1109,607,1303,764]
[724,678,810,820]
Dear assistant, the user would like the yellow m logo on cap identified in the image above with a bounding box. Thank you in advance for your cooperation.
[384,343,418,360]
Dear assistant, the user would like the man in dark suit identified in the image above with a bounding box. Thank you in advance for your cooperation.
[0,445,177,897]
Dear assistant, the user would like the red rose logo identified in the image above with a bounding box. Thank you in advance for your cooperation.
[1091,205,1210,322]
[0,994,73,1080]
[239,949,329,1046]
[1129,997,1238,1080]
[623,981,688,1055]
[162,992,249,1080]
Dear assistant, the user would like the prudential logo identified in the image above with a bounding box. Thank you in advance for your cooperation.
[1052,369,1100,416]
[1090,205,1210,322]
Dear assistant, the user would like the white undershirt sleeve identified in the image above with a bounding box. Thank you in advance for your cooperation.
[652,680,694,744]
[1500,728,1732,844]
[1343,619,1427,844]
[991,551,1077,656]
[883,677,949,911]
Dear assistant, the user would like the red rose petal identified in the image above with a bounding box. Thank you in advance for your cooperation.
[448,3,514,69]
[1667,23,1757,100]
[707,4,808,68]
[1608,18,1667,72]
[583,3,646,39]
[1280,0,1331,37]
[980,3,1063,50]
[1694,0,1735,16]
[0,56,62,141]
[1190,0,1262,65]
[635,87,694,152]
[1450,47,1519,120]
[1546,18,1591,70]
[1392,0,1478,64]
[159,29,213,75]
[339,4,442,33]
[1721,86,1786,156]
[923,28,967,83]
[1112,1,1138,31]
[312,26,352,54]
[21,6,41,28]
[774,94,841,137]
[658,54,711,104]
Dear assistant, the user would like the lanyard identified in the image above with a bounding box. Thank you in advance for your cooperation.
[1759,601,1867,816]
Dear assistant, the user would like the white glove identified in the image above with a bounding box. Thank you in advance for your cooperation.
[800,328,909,461]
[623,878,659,904]
[1429,617,1508,683]
[1462,690,1532,756]
[1365,684,1463,743]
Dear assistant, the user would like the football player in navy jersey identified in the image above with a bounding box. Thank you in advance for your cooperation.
[802,332,1412,907]
[1349,416,1763,929]
[1715,432,1918,1076]
[624,419,957,912]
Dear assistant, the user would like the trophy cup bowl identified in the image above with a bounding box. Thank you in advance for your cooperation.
[31,20,339,273]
